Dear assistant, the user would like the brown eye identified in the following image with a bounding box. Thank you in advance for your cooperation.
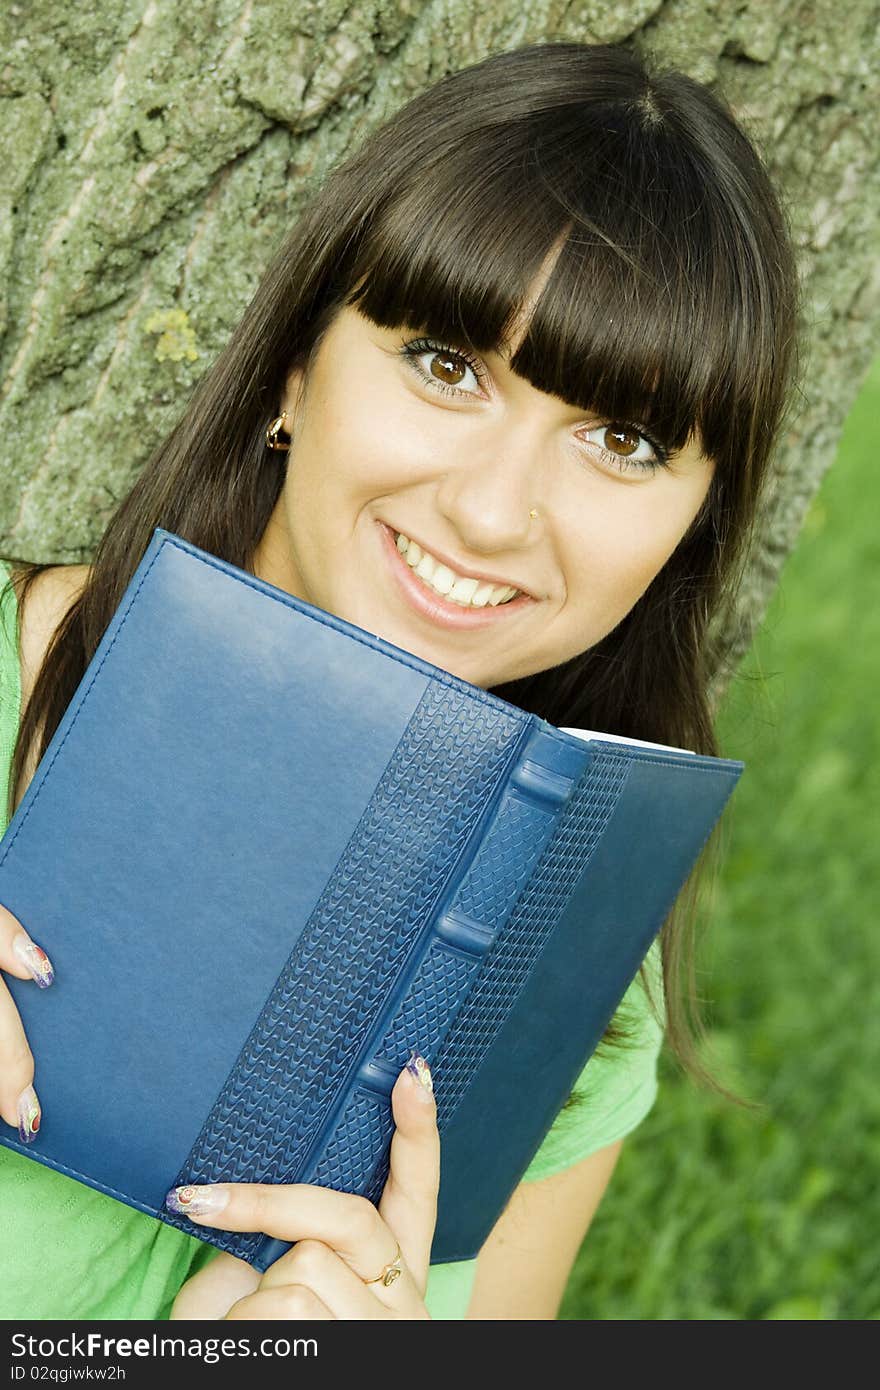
[578,421,666,475]
[604,425,641,457]
[401,338,485,396]
[430,351,468,386]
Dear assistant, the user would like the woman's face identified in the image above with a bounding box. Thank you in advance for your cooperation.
[253,293,715,691]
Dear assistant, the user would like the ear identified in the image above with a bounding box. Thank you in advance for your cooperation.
[279,363,306,427]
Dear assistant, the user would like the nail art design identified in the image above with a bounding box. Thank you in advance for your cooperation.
[165,1184,228,1219]
[17,1085,41,1144]
[406,1050,434,1096]
[13,935,55,988]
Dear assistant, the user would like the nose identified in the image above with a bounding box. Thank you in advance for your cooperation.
[434,432,546,555]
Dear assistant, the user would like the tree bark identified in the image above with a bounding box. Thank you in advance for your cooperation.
[1,1,877,695]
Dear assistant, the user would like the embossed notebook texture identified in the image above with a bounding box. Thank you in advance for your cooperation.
[0,528,743,1269]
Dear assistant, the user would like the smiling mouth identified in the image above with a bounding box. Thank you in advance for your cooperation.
[391,529,524,608]
[377,521,536,632]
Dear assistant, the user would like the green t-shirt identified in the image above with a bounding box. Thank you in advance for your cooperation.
[0,559,663,1320]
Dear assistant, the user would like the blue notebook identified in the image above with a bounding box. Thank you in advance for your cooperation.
[0,528,742,1271]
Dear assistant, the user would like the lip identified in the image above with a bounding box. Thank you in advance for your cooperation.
[377,522,537,631]
[387,525,536,598]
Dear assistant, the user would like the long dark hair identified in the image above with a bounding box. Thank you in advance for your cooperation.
[4,41,801,1099]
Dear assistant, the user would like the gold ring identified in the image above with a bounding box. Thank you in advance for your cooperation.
[363,1240,404,1287]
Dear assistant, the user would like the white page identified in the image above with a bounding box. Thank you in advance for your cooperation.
[559,727,696,755]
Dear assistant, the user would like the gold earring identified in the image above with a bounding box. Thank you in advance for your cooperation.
[265,413,291,451]
[529,508,539,520]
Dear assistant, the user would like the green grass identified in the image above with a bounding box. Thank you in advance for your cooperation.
[561,355,880,1321]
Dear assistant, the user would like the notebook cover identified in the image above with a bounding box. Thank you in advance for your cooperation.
[0,528,742,1269]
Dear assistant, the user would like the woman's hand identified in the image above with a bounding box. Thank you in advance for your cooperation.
[0,902,54,1144]
[168,1053,439,1320]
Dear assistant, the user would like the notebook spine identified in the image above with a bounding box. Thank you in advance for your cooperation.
[254,724,590,1273]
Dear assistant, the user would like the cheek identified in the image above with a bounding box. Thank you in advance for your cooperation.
[571,498,700,612]
[300,366,437,498]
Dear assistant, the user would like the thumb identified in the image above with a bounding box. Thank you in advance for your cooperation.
[377,1051,440,1289]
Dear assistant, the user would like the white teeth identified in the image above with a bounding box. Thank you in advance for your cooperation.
[414,553,435,584]
[392,531,521,607]
[449,575,479,604]
[430,563,456,596]
[471,583,495,606]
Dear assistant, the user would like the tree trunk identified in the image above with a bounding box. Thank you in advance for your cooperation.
[1,1,877,696]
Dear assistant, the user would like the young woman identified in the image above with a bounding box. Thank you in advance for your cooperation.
[0,40,800,1319]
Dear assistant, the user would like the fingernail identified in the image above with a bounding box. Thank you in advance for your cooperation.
[165,1184,229,1220]
[17,1085,41,1144]
[13,934,55,988]
[405,1050,434,1102]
